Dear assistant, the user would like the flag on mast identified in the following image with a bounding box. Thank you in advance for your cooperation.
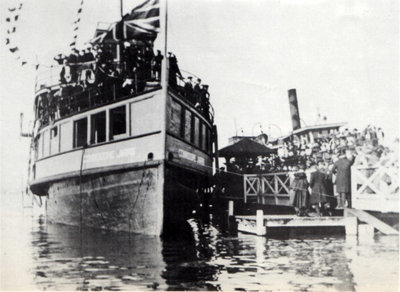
[100,0,160,42]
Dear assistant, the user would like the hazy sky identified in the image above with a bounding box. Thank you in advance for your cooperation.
[1,0,398,193]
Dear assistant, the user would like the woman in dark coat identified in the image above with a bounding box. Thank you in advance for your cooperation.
[309,161,327,216]
[290,165,310,216]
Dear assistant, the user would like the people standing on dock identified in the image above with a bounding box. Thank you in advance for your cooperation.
[309,161,328,216]
[290,165,310,216]
[332,149,355,208]
[323,160,336,216]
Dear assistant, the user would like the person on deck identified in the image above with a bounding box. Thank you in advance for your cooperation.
[309,161,328,216]
[290,165,310,216]
[332,149,355,208]
[152,50,163,80]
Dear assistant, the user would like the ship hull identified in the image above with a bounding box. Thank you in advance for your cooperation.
[44,161,207,235]
[46,162,165,235]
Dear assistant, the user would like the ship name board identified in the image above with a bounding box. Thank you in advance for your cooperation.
[84,148,135,164]
[178,149,205,166]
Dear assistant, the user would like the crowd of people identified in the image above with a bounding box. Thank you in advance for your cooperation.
[34,41,212,127]
[217,125,396,216]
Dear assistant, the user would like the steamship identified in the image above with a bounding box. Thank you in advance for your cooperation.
[27,0,217,235]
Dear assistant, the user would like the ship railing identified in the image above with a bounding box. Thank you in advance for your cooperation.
[36,77,161,128]
[243,172,293,205]
[351,155,399,213]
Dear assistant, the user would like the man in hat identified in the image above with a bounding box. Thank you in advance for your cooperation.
[184,76,194,102]
[332,149,355,208]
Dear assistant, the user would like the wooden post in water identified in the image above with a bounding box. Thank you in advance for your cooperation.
[345,216,358,236]
[256,210,266,236]
[228,200,234,217]
[358,224,374,242]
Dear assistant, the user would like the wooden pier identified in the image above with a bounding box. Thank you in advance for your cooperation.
[232,206,398,238]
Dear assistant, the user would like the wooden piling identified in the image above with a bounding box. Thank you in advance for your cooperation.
[228,200,234,217]
[345,216,358,236]
[256,210,266,236]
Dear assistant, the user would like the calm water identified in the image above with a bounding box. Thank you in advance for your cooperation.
[1,192,398,291]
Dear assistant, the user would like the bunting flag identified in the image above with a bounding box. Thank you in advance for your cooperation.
[9,47,18,53]
[6,38,10,45]
[70,0,84,48]
[8,7,16,12]
[6,17,10,22]
[15,15,19,21]
[101,0,160,42]
[21,61,27,66]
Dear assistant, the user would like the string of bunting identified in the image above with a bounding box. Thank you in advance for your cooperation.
[70,0,84,48]
[4,2,55,70]
[4,2,31,67]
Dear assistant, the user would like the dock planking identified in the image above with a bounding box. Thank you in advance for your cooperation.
[235,212,357,236]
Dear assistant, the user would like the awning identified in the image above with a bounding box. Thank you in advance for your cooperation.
[219,138,277,158]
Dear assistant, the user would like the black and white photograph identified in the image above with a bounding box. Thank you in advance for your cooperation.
[0,0,398,291]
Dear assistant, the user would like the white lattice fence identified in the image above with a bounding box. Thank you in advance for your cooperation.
[352,157,399,213]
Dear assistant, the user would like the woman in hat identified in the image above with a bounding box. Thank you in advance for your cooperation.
[309,161,328,216]
[290,165,310,216]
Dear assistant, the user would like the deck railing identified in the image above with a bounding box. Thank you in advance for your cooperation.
[242,155,399,213]
[243,172,293,206]
[351,155,399,213]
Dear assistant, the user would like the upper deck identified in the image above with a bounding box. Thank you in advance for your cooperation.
[34,56,214,133]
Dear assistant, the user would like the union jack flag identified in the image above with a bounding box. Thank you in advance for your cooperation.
[103,0,160,42]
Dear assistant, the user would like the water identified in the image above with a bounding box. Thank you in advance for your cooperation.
[1,192,398,291]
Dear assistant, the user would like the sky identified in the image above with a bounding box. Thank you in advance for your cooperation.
[0,0,399,193]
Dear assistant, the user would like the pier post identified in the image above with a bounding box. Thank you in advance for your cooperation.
[344,216,358,236]
[228,200,234,217]
[256,210,266,236]
[358,224,374,243]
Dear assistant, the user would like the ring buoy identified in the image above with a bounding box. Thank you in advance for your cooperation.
[87,69,96,84]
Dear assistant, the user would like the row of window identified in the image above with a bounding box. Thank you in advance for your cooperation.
[36,95,161,159]
[169,100,212,154]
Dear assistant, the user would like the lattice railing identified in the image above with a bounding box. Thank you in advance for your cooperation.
[243,172,292,205]
[352,156,399,213]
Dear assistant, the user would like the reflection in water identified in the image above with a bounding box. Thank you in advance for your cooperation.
[3,210,398,291]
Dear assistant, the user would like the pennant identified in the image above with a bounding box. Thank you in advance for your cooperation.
[15,15,19,21]
[9,46,18,53]
[12,27,16,33]
[77,8,82,13]
[74,26,79,31]
[73,35,78,39]
[6,17,10,22]
[19,3,23,9]
[8,7,16,12]
[21,61,27,66]
[35,64,40,70]
[70,41,76,47]
[6,38,10,45]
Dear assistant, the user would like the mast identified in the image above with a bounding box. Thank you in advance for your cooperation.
[120,0,124,18]
[160,0,168,159]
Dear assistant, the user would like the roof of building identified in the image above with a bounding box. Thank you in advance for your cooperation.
[219,138,277,158]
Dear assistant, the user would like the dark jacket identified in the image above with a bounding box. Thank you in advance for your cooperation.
[332,157,354,193]
[310,170,327,204]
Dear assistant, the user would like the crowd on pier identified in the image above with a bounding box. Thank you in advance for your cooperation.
[34,42,212,126]
[218,125,396,216]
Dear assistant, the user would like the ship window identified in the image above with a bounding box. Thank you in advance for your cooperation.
[110,106,126,140]
[201,122,206,150]
[205,127,210,153]
[51,127,58,138]
[190,114,195,144]
[180,107,185,138]
[199,122,203,148]
[90,111,106,144]
[184,110,192,142]
[73,117,87,148]
[170,101,182,136]
[194,116,200,147]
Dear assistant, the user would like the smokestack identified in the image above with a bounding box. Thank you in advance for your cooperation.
[288,89,301,131]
